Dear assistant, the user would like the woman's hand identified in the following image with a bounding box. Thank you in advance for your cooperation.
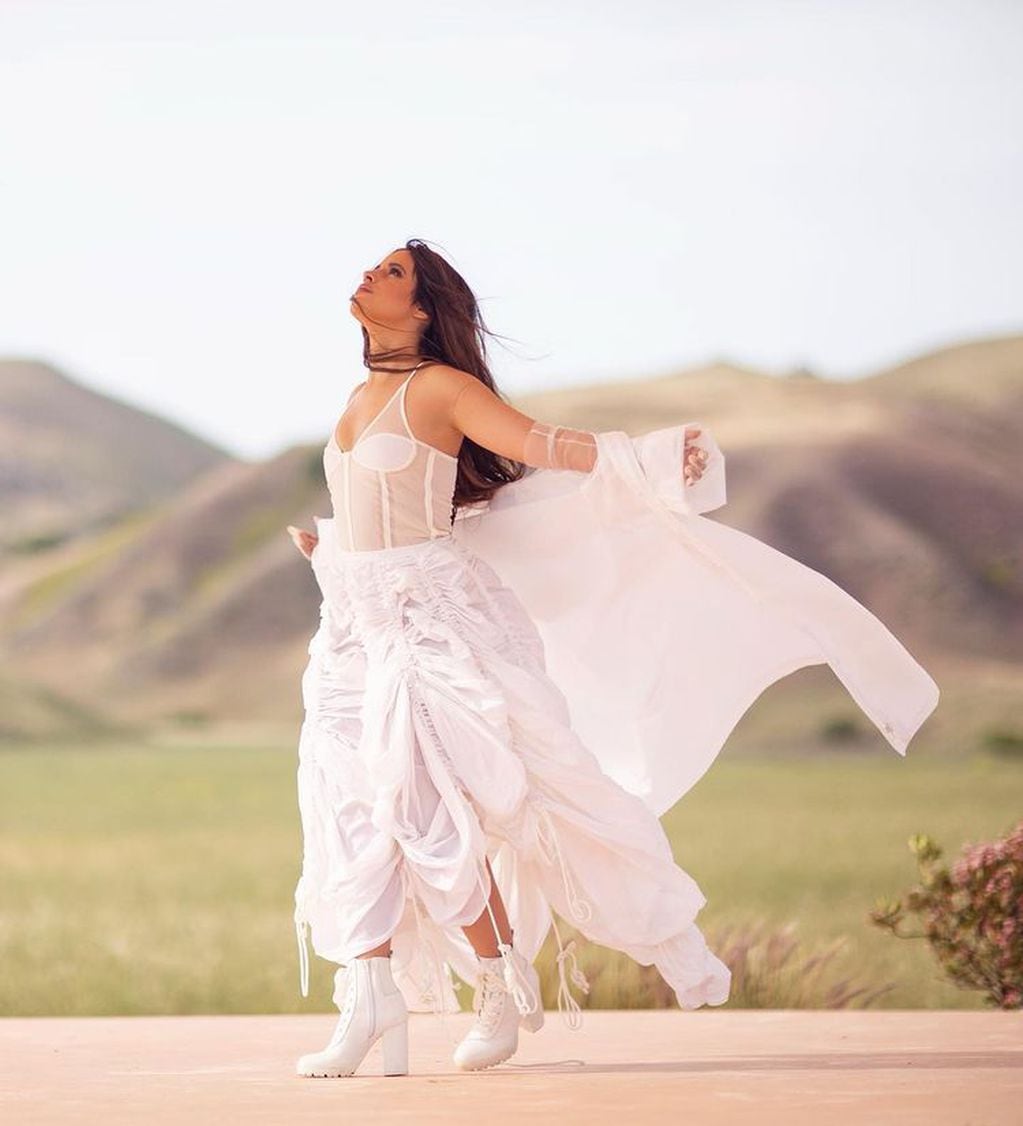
[286,524,318,560]
[683,427,709,486]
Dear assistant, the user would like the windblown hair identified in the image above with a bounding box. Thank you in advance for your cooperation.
[356,238,529,513]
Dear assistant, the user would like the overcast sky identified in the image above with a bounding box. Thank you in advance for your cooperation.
[2,0,1020,459]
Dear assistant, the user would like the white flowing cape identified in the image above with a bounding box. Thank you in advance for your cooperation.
[450,424,940,817]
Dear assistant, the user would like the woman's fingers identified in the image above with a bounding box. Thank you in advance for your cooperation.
[286,525,319,560]
[682,439,709,485]
[683,428,708,478]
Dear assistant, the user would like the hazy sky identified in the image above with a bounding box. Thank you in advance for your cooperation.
[2,0,1020,459]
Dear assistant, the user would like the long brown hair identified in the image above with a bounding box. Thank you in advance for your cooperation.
[356,238,528,513]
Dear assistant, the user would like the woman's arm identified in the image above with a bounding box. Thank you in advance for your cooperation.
[450,376,597,471]
[448,370,706,481]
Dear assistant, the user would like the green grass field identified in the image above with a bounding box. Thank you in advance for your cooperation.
[1,740,1019,1015]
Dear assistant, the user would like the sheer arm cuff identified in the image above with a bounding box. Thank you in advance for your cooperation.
[523,422,599,473]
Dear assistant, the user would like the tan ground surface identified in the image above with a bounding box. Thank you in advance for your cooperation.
[2,1010,1021,1125]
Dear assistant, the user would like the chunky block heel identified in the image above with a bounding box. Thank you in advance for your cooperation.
[381,1019,409,1076]
[296,955,410,1078]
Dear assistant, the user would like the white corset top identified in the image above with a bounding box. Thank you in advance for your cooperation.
[324,363,461,552]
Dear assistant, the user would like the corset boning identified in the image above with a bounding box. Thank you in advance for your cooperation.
[324,433,460,552]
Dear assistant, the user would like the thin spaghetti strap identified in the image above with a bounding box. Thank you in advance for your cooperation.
[398,361,428,441]
[342,365,426,451]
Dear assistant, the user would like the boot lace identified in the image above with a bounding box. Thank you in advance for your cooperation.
[474,969,507,1035]
[328,967,358,1047]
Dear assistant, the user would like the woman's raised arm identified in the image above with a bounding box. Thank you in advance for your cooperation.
[449,371,706,482]
[450,376,597,472]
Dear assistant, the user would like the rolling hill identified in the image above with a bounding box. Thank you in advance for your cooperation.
[1,335,1020,749]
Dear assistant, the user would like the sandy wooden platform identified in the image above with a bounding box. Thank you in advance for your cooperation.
[2,1010,1021,1124]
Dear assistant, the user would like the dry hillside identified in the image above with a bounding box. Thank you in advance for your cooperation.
[1,335,1021,748]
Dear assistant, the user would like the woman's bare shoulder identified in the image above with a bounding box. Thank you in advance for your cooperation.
[418,362,480,405]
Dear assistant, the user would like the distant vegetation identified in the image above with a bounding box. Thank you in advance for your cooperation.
[1,741,1018,1015]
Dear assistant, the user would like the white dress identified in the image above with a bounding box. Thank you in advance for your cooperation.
[293,363,940,1026]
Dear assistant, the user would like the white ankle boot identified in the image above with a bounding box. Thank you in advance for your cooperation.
[296,954,409,1078]
[453,944,544,1071]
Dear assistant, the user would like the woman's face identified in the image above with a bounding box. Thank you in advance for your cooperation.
[349,247,424,332]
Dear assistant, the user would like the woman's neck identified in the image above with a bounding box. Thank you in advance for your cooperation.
[365,354,425,383]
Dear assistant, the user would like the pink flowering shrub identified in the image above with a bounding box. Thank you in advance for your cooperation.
[870,820,1023,1009]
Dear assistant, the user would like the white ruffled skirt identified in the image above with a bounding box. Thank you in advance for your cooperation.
[293,529,731,1026]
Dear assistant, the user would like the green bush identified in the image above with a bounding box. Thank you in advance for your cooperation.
[870,822,1023,1010]
[820,715,862,744]
[982,727,1023,758]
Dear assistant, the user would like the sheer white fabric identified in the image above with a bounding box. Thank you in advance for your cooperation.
[451,425,940,815]
[324,363,459,551]
[522,422,598,473]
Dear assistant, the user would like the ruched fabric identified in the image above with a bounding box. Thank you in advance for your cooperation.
[293,528,731,1022]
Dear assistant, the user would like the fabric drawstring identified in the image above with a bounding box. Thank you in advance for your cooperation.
[549,912,590,1030]
[295,913,311,999]
[478,880,542,1020]
[532,803,593,1029]
[409,880,460,1045]
[535,804,593,925]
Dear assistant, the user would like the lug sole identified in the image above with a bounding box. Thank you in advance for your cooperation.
[454,1046,518,1071]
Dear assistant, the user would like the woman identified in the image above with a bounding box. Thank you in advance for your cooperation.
[286,239,939,1078]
